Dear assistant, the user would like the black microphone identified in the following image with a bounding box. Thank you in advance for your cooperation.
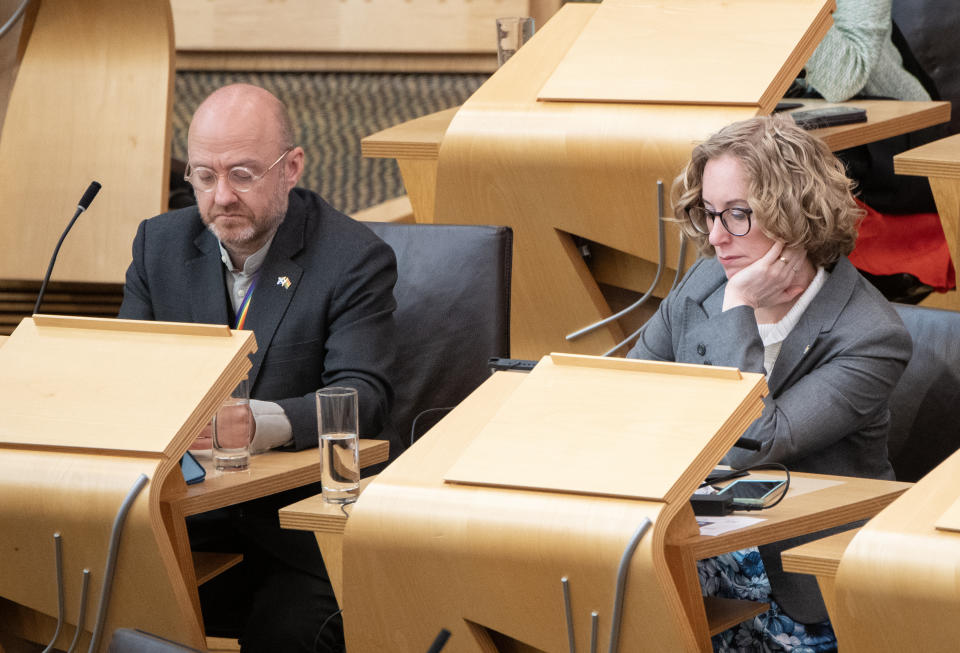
[34,181,102,315]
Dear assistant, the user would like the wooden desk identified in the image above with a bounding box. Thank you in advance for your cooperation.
[895,133,960,311]
[286,371,908,651]
[780,527,857,628]
[777,444,960,652]
[364,65,949,359]
[160,441,388,628]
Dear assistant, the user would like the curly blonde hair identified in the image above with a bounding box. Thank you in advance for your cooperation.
[674,115,862,268]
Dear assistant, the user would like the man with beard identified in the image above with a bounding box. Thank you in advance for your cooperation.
[119,84,397,652]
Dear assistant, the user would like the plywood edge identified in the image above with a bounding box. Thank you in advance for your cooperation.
[756,0,834,113]
[704,596,769,635]
[31,314,233,337]
[934,492,960,532]
[549,352,743,380]
[192,551,243,585]
[821,101,950,152]
[781,528,857,577]
[361,107,459,160]
[351,196,414,223]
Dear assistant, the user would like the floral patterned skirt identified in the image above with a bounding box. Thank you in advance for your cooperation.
[698,548,837,653]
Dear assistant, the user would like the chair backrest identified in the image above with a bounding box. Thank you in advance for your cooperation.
[365,222,512,451]
[893,0,960,137]
[887,303,960,481]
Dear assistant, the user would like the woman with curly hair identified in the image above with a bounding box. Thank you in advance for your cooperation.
[628,115,912,651]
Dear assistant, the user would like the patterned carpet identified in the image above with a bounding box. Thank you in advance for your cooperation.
[172,71,488,214]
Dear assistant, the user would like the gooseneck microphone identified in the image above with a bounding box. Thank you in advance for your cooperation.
[33,181,102,315]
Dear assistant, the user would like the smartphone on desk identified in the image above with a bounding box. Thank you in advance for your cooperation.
[790,106,867,130]
[180,450,206,485]
[716,479,786,508]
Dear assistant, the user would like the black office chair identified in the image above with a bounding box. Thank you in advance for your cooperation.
[886,303,960,482]
[365,222,513,450]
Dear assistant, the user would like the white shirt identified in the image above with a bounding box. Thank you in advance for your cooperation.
[756,267,829,377]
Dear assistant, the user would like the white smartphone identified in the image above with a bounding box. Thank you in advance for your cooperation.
[716,479,786,507]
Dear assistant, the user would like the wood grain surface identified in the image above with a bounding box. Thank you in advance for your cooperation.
[833,447,960,652]
[0,0,173,284]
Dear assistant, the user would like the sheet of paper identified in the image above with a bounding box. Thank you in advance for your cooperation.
[697,515,766,536]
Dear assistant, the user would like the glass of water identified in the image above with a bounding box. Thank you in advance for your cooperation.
[316,387,360,504]
[496,16,535,67]
[213,379,254,472]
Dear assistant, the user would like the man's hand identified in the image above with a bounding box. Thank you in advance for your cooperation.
[723,242,808,311]
[213,403,255,449]
[190,422,213,450]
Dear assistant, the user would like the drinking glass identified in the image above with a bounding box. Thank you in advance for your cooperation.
[212,379,254,471]
[496,16,535,67]
[317,387,360,504]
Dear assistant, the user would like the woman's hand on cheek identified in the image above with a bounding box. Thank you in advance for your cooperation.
[723,242,807,311]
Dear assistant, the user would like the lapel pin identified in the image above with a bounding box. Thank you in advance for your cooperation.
[276,276,291,290]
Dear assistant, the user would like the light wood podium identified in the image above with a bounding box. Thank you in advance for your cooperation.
[341,354,771,652]
[0,315,255,652]
[293,356,910,652]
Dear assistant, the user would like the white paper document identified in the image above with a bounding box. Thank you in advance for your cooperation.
[697,515,766,536]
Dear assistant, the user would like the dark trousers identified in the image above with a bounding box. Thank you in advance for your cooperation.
[190,483,344,653]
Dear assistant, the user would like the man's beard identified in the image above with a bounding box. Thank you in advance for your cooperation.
[202,184,289,250]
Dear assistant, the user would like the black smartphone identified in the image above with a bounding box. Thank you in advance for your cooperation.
[180,450,206,485]
[716,479,786,507]
[774,101,804,112]
[790,106,867,130]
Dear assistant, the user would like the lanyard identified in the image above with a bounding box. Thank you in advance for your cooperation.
[234,275,258,329]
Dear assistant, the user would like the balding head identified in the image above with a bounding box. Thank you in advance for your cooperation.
[189,83,295,153]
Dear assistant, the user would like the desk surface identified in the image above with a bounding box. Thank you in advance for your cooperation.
[362,99,950,162]
[684,472,908,560]
[894,131,960,178]
[164,440,388,517]
[780,527,857,578]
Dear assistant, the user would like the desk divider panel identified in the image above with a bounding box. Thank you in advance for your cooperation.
[342,357,766,652]
[0,316,256,652]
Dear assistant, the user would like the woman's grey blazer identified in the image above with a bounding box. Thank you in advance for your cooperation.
[628,255,910,480]
[627,255,912,623]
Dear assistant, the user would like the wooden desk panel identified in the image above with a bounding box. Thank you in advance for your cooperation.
[365,54,950,356]
[283,370,907,651]
[832,447,960,651]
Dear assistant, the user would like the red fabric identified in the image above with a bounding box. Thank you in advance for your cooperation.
[848,200,955,291]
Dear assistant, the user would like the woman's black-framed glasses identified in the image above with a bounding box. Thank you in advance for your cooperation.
[687,206,753,237]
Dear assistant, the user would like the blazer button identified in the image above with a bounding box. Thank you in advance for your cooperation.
[704,360,712,365]
[696,343,706,356]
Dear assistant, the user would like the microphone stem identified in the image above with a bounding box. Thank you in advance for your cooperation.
[34,206,85,315]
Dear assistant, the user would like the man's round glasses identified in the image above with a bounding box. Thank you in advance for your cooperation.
[687,206,753,237]
[184,149,292,193]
